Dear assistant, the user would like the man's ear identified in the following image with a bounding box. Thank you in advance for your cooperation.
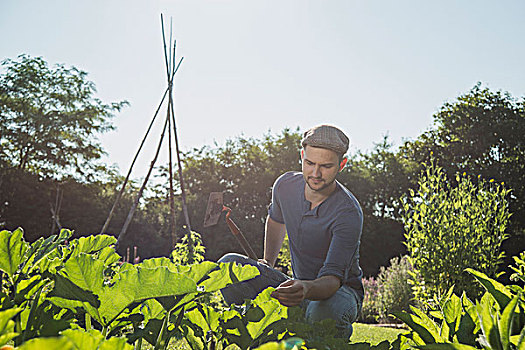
[339,157,348,172]
[300,149,304,159]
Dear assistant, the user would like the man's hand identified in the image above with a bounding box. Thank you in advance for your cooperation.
[271,275,341,307]
[270,279,310,307]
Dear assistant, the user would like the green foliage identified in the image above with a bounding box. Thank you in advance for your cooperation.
[0,228,76,345]
[1,227,409,350]
[171,231,206,265]
[0,228,275,349]
[0,229,28,282]
[16,329,133,350]
[0,308,20,346]
[392,264,525,350]
[400,84,525,272]
[360,277,381,323]
[179,129,302,261]
[509,251,525,284]
[402,157,511,299]
[0,55,128,179]
[338,136,415,276]
[275,235,292,276]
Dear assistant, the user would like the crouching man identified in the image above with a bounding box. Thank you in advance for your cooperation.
[219,125,364,339]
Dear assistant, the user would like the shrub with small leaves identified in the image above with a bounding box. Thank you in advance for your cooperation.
[401,157,511,299]
[375,256,415,323]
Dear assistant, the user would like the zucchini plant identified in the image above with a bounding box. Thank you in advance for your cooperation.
[393,267,525,349]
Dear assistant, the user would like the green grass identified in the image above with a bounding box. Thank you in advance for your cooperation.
[350,323,407,345]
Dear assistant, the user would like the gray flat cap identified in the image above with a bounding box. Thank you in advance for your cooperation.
[301,125,349,156]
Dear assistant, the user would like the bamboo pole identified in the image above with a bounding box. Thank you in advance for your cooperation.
[101,87,169,234]
[116,115,169,248]
[160,15,193,258]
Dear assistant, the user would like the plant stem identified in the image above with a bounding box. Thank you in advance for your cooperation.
[85,313,92,330]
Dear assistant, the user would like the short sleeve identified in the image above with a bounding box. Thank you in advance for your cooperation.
[268,176,285,224]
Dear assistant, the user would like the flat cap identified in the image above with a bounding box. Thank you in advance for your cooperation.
[301,125,349,156]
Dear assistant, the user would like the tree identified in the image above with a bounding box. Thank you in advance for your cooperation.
[400,84,524,230]
[0,54,128,180]
[337,137,416,276]
[174,129,303,261]
[400,84,525,277]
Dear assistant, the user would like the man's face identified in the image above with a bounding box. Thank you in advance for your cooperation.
[301,146,345,193]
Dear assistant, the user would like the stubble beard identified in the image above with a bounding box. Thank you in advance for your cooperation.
[304,175,336,193]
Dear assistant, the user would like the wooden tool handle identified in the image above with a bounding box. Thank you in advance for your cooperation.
[225,216,258,260]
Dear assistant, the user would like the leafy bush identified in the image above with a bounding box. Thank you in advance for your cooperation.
[376,256,414,323]
[360,277,380,323]
[401,157,511,299]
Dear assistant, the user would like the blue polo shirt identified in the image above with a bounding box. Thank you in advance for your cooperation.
[268,171,363,292]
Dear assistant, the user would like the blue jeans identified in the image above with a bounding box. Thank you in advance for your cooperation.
[218,253,363,339]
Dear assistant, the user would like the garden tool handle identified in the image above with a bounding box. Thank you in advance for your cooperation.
[224,208,258,260]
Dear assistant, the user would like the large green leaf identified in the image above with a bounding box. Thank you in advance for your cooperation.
[138,258,217,286]
[49,254,198,326]
[183,304,221,350]
[442,294,462,326]
[246,288,287,341]
[22,229,71,274]
[499,293,520,350]
[419,344,479,350]
[467,268,512,310]
[392,310,438,344]
[185,303,220,334]
[68,235,117,258]
[148,260,259,315]
[476,297,503,350]
[138,299,166,323]
[15,329,134,350]
[96,246,121,266]
[411,306,444,342]
[0,228,29,280]
[0,308,21,346]
[201,262,259,292]
[137,259,259,292]
[61,329,133,350]
[17,337,74,349]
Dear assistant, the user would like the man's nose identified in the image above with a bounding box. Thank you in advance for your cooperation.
[312,166,321,177]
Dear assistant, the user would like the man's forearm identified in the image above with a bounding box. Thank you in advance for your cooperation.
[302,275,341,300]
[263,216,286,267]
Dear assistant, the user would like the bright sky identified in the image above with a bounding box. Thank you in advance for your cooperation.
[2,1,524,178]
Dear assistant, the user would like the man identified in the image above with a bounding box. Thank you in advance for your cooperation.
[219,125,364,338]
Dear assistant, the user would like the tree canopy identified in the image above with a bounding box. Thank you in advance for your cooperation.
[400,83,525,265]
[0,55,128,180]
